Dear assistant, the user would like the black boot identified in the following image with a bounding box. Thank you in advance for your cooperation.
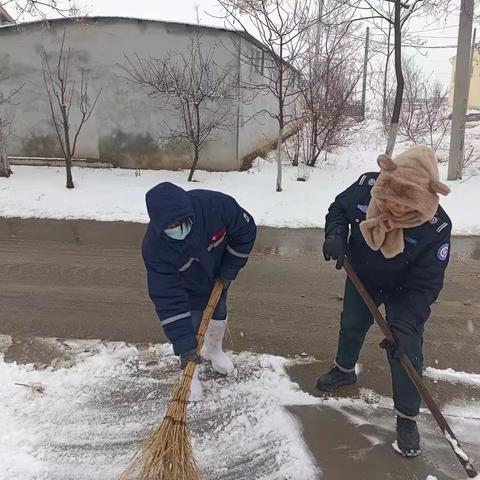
[393,416,421,457]
[316,366,357,392]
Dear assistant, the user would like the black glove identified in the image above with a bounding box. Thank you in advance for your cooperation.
[216,277,232,290]
[180,349,203,370]
[379,325,411,360]
[323,229,347,270]
[379,338,403,359]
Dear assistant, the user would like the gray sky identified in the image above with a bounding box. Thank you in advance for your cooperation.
[34,0,479,87]
[79,0,224,26]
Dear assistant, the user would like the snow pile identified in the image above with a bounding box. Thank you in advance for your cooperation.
[0,341,319,480]
[1,151,480,233]
[425,367,480,388]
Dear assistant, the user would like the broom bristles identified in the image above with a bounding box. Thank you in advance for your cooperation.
[121,364,201,480]
[121,282,223,480]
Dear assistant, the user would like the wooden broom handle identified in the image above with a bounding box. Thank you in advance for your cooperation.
[344,259,478,478]
[195,280,224,355]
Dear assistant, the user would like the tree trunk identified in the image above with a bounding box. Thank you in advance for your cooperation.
[0,128,12,178]
[382,26,393,129]
[292,134,299,167]
[276,126,283,192]
[188,104,201,182]
[188,147,200,182]
[307,113,317,167]
[386,0,404,156]
[61,104,74,189]
[65,155,74,189]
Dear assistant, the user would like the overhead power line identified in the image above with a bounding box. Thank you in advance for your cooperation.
[407,24,460,34]
[348,32,458,49]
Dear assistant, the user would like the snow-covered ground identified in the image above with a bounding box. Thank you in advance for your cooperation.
[1,143,480,234]
[1,121,480,233]
[0,338,320,480]
[2,336,479,480]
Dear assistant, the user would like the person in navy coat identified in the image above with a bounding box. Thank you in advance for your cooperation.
[318,146,451,457]
[142,182,257,400]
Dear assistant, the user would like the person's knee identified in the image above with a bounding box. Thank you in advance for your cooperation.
[340,311,372,337]
[404,335,422,361]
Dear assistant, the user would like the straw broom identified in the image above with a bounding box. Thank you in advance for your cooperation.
[121,280,224,480]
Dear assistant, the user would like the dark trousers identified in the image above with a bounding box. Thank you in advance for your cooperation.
[335,279,424,418]
[191,288,228,332]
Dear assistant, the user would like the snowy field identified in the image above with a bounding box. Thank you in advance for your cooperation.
[1,135,480,234]
[1,336,479,480]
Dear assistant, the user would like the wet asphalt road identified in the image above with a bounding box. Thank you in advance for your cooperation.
[1,217,479,479]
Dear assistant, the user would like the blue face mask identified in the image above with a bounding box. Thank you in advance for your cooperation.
[164,220,192,241]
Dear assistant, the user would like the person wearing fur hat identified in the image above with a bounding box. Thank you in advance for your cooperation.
[317,145,451,457]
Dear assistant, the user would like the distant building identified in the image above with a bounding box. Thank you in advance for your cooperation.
[449,47,480,110]
[0,16,297,171]
[0,5,14,25]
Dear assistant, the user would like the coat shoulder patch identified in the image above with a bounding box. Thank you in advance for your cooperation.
[437,243,449,261]
[436,222,449,234]
[358,173,378,187]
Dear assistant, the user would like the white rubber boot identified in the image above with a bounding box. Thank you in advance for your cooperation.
[188,365,203,402]
[202,320,234,375]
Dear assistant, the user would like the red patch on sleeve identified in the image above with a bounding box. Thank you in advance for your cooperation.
[212,226,226,242]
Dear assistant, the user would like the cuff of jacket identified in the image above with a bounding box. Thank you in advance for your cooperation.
[325,224,349,240]
[173,334,198,356]
[217,263,241,281]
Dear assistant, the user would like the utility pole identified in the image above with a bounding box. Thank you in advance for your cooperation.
[361,27,370,120]
[313,0,324,64]
[448,0,474,180]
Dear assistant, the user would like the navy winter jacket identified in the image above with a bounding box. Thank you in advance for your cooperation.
[326,172,451,331]
[142,182,257,355]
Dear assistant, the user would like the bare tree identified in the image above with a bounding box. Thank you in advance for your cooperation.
[1,0,79,22]
[0,111,12,178]
[367,7,425,130]
[300,8,363,166]
[398,58,450,151]
[463,142,480,173]
[376,70,397,134]
[41,31,101,189]
[124,27,238,182]
[0,1,79,178]
[0,83,22,177]
[218,0,335,191]
[349,0,451,155]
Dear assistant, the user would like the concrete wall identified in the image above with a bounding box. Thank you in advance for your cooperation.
[449,52,480,110]
[0,17,281,171]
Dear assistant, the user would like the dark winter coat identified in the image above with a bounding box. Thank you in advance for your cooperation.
[326,172,451,331]
[142,182,256,355]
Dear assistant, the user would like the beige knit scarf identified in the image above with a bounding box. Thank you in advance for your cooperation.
[360,199,428,259]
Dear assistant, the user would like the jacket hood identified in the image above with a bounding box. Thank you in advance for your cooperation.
[145,182,194,235]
